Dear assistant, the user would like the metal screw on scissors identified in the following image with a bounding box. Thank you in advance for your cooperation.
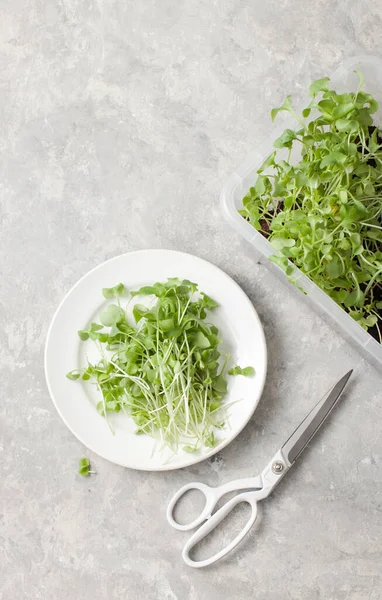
[167,370,353,568]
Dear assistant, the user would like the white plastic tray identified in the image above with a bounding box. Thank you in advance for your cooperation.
[221,55,382,371]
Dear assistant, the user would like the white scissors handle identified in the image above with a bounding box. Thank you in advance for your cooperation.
[167,449,289,567]
[166,476,263,531]
[181,490,259,568]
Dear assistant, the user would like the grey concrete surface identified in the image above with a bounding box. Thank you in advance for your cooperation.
[1,1,382,599]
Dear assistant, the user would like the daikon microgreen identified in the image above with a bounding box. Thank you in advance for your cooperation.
[228,366,255,376]
[78,457,95,477]
[67,279,247,453]
[240,72,382,342]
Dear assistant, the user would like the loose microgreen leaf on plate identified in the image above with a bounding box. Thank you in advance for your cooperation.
[228,366,255,377]
[66,370,81,380]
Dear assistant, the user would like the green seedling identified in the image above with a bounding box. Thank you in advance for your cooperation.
[240,72,382,343]
[67,279,249,452]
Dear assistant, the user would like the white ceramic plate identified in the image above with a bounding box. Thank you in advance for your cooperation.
[45,250,267,470]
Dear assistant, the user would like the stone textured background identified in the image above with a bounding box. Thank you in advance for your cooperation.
[1,1,382,598]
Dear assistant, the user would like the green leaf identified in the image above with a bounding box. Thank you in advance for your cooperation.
[102,283,125,299]
[320,151,347,167]
[253,177,264,196]
[257,152,276,173]
[273,129,297,149]
[159,318,175,332]
[228,365,255,377]
[332,103,355,119]
[78,330,90,341]
[354,272,370,284]
[165,327,183,339]
[273,179,286,197]
[193,332,211,349]
[66,371,81,381]
[78,458,95,477]
[309,77,330,96]
[326,256,343,279]
[131,304,147,324]
[89,330,109,342]
[295,171,308,187]
[269,254,288,272]
[364,182,375,196]
[357,109,373,126]
[344,288,365,308]
[181,279,198,292]
[270,236,296,251]
[183,446,197,453]
[100,304,125,327]
[335,118,358,133]
[204,432,216,448]
[317,98,336,116]
[367,98,378,113]
[338,190,348,204]
[130,286,157,297]
[332,289,348,304]
[102,288,115,300]
[201,293,219,310]
[212,374,228,394]
[270,95,293,122]
[115,283,125,295]
[349,310,364,321]
[308,175,321,189]
[365,315,378,327]
[176,285,189,295]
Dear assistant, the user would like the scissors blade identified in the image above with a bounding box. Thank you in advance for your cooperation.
[282,370,353,465]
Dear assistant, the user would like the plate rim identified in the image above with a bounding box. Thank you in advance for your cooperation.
[44,249,267,471]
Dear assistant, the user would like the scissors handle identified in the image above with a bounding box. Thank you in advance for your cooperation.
[166,476,262,532]
[182,491,259,568]
[167,481,216,531]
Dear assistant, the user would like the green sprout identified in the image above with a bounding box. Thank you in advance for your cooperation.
[67,279,252,453]
[240,71,382,343]
[78,458,96,477]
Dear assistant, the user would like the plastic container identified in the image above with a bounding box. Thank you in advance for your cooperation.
[221,55,382,371]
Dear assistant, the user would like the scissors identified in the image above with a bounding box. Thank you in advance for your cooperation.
[167,370,352,568]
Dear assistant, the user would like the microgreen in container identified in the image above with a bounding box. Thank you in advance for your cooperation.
[221,56,382,370]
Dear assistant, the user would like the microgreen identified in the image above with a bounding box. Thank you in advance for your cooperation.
[66,371,81,380]
[240,71,382,343]
[102,283,125,299]
[183,445,198,453]
[78,457,95,477]
[67,279,253,453]
[228,366,255,376]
